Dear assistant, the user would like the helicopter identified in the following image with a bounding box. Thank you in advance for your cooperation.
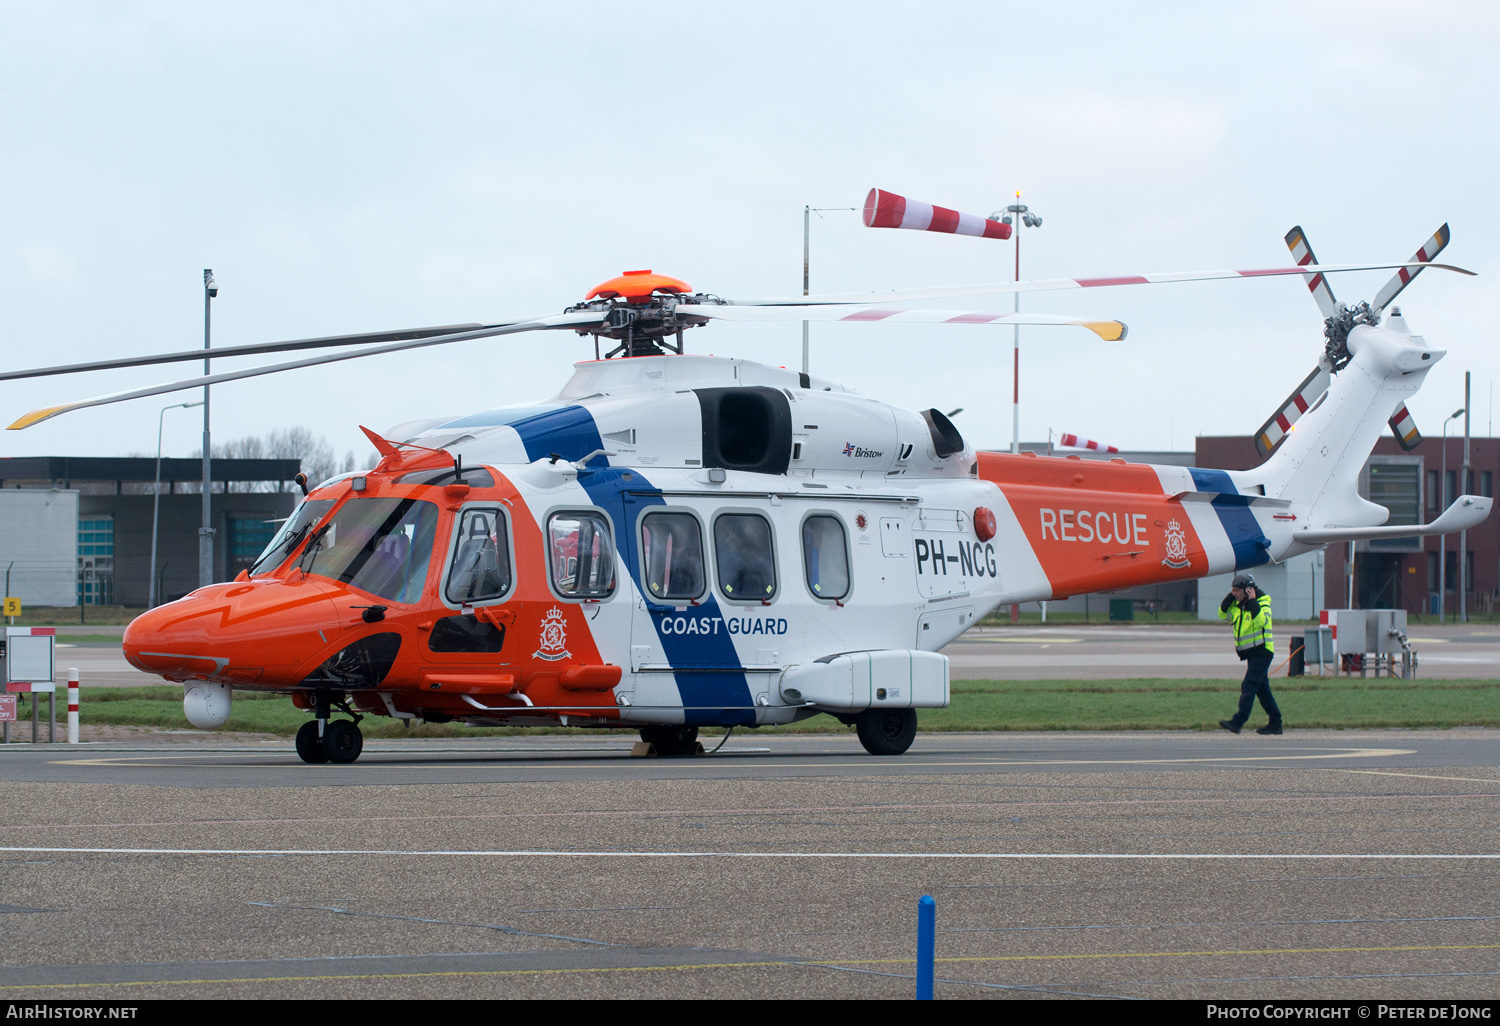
[3,231,1487,763]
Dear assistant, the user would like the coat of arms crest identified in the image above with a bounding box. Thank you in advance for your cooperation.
[534,606,572,661]
[1161,518,1191,569]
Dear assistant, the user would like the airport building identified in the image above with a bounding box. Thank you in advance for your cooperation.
[0,456,301,608]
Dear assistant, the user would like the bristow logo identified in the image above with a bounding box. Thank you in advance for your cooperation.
[533,606,572,661]
[842,442,884,458]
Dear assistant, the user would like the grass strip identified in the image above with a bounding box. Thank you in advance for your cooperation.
[26,678,1500,738]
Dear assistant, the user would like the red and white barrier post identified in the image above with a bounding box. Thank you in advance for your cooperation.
[67,667,79,744]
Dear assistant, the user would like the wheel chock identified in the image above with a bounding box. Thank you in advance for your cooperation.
[631,741,657,757]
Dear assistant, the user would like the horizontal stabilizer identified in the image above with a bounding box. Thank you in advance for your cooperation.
[1170,492,1292,509]
[1294,495,1492,545]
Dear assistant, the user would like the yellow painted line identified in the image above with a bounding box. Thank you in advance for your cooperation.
[0,960,797,990]
[1324,769,1500,785]
[47,746,1419,770]
[818,941,1500,966]
[5,942,1499,991]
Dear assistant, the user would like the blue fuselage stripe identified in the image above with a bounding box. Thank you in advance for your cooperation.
[509,407,753,726]
[1188,468,1270,571]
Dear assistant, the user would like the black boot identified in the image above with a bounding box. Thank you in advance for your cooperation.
[1218,719,1241,734]
[1256,723,1283,735]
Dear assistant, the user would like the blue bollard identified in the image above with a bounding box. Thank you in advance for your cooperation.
[916,894,935,1000]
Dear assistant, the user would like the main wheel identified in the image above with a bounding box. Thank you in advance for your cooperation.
[855,708,917,756]
[295,721,329,764]
[639,724,700,757]
[323,720,364,764]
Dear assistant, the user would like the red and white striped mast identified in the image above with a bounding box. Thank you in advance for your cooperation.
[991,192,1042,454]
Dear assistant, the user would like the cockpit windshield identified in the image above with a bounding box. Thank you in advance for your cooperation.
[300,497,440,604]
[248,499,335,576]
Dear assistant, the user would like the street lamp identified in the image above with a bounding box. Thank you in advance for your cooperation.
[200,270,218,590]
[149,400,203,608]
[1438,405,1466,622]
[990,192,1042,454]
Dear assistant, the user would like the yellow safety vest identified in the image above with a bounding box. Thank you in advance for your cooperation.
[1219,594,1274,654]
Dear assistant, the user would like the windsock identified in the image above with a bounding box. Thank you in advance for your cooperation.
[1059,433,1118,453]
[863,189,1012,240]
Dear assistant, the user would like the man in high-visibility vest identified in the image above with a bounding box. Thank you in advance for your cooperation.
[1217,573,1283,735]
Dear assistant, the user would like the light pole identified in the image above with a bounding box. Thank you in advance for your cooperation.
[1461,371,1471,622]
[199,270,217,590]
[991,192,1042,454]
[150,400,203,609]
[1438,405,1466,622]
[802,205,856,376]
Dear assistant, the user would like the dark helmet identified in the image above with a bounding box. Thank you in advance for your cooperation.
[1231,573,1256,589]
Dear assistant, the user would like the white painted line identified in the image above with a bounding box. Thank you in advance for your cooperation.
[2,846,1497,859]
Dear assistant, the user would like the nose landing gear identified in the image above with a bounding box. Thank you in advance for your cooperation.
[294,691,366,765]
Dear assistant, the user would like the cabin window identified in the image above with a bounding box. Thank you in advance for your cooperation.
[641,511,706,601]
[248,498,334,575]
[714,513,777,602]
[548,512,616,599]
[444,508,512,604]
[304,497,440,604]
[802,514,850,600]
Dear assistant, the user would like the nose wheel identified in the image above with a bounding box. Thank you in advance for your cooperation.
[295,692,366,764]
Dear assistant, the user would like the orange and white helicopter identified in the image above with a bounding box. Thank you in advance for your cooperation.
[4,212,1487,763]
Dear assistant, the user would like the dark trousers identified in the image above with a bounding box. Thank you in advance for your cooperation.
[1230,650,1280,727]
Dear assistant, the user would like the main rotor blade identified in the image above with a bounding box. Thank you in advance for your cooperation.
[1373,224,1452,311]
[676,304,1127,341]
[737,261,1475,307]
[0,323,487,382]
[1283,226,1338,319]
[8,311,605,430]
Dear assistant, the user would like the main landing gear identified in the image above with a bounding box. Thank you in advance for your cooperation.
[639,724,700,757]
[854,708,917,756]
[295,692,365,765]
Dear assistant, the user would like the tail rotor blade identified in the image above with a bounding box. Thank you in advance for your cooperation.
[1254,362,1332,457]
[1284,226,1338,319]
[863,188,1012,241]
[1374,224,1452,311]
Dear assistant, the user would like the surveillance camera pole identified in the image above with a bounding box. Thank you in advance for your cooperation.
[199,270,217,590]
[801,205,856,376]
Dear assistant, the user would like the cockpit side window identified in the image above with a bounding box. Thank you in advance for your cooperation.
[548,512,616,599]
[303,497,440,604]
[802,514,850,601]
[444,507,512,605]
[249,499,335,576]
[714,513,777,602]
[640,511,706,601]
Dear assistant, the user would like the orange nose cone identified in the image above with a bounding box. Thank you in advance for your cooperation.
[585,269,692,303]
[124,579,341,686]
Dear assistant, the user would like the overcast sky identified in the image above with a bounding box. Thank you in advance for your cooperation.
[2,1,1497,467]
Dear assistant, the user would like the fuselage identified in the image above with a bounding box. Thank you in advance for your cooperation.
[122,353,1295,729]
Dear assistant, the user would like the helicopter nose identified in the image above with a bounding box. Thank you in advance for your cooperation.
[124,579,342,685]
